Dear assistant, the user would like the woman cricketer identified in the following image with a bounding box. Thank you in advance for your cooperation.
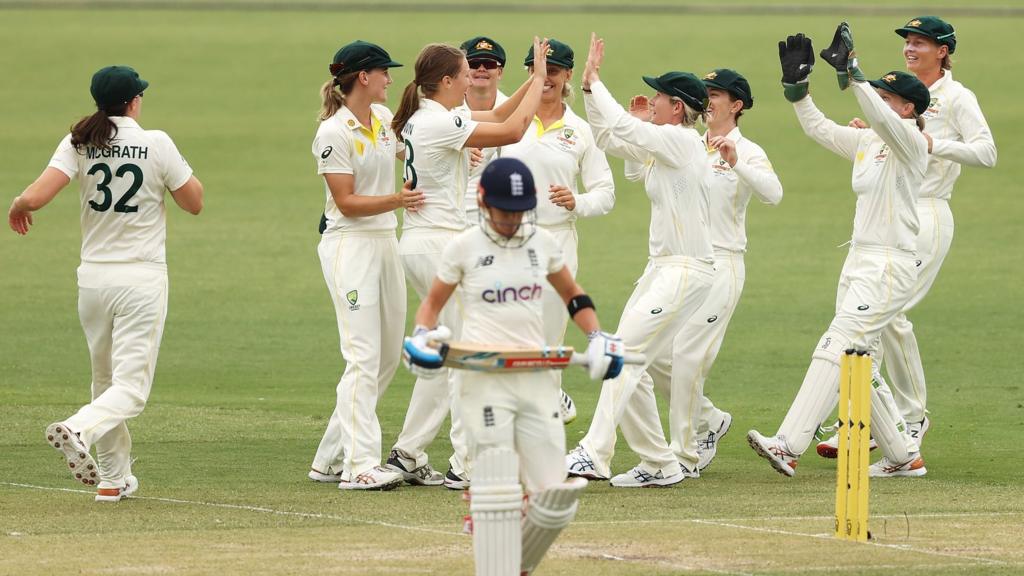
[384,38,551,489]
[502,38,616,427]
[307,41,425,490]
[403,157,624,576]
[747,23,930,478]
[9,66,203,502]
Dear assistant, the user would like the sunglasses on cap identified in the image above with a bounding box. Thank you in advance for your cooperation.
[469,59,502,70]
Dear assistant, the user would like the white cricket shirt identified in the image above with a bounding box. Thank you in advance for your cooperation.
[313,103,402,233]
[464,90,508,215]
[437,226,565,347]
[48,116,193,264]
[919,71,997,200]
[502,104,615,227]
[793,82,928,251]
[400,98,479,232]
[584,81,713,263]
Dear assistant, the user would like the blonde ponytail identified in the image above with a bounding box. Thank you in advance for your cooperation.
[318,71,361,122]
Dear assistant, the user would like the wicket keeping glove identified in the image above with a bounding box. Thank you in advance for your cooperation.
[820,22,864,90]
[585,331,625,381]
[779,33,815,103]
[402,325,451,376]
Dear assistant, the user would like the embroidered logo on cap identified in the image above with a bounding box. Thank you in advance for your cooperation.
[703,71,718,80]
[908,19,922,27]
[476,40,493,50]
[883,73,897,83]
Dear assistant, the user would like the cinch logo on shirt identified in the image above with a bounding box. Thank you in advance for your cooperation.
[482,283,543,303]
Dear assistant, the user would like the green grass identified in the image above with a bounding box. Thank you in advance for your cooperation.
[1,5,1023,575]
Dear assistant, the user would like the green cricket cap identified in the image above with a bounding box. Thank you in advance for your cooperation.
[868,71,931,116]
[90,66,148,109]
[524,38,574,69]
[642,71,708,113]
[330,40,402,76]
[461,36,506,66]
[895,16,956,54]
[701,68,754,110]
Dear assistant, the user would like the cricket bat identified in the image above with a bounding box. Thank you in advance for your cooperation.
[432,341,646,373]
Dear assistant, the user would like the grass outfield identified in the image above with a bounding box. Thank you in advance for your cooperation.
[1,5,1022,575]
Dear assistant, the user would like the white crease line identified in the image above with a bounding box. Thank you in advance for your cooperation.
[573,510,1024,525]
[0,482,462,538]
[690,518,1006,566]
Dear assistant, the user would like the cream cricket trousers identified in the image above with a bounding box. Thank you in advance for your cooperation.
[624,250,744,470]
[458,371,567,495]
[64,262,168,487]
[778,245,920,461]
[880,198,954,423]
[311,231,406,481]
[395,229,468,474]
[541,224,579,396]
[579,257,714,478]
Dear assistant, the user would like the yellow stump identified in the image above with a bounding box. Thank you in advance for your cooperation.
[835,350,870,541]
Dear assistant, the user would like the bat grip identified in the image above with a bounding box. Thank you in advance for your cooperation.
[569,352,647,366]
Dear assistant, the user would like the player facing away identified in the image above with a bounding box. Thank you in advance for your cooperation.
[9,66,204,502]
[747,24,930,478]
[817,15,996,458]
[566,33,716,487]
[619,68,783,475]
[403,157,624,576]
[502,38,616,427]
[307,41,424,490]
[461,35,509,225]
[385,39,551,490]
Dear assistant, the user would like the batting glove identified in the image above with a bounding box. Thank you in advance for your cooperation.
[402,325,451,376]
[585,331,625,381]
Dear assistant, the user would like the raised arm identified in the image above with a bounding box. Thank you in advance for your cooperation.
[930,88,997,167]
[852,81,927,168]
[464,38,548,148]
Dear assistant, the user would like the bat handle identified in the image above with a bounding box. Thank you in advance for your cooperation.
[569,352,647,366]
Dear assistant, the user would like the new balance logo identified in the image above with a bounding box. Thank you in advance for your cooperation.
[475,255,494,268]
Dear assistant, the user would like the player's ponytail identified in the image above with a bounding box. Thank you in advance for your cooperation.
[70,102,129,151]
[319,70,361,122]
[392,43,466,142]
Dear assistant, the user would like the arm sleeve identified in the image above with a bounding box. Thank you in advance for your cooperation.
[155,132,194,191]
[572,128,616,218]
[930,89,997,168]
[435,237,466,285]
[583,90,652,163]
[852,82,927,167]
[733,142,783,205]
[623,159,647,182]
[315,128,354,176]
[46,134,79,180]
[792,95,862,161]
[588,81,692,168]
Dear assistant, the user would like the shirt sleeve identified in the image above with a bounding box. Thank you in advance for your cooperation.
[572,125,616,218]
[623,159,647,182]
[47,134,80,180]
[852,81,928,170]
[544,231,566,274]
[583,90,651,163]
[587,81,697,169]
[930,88,997,168]
[792,94,862,162]
[431,108,478,151]
[436,236,466,285]
[315,127,354,176]
[155,131,194,191]
[733,141,783,206]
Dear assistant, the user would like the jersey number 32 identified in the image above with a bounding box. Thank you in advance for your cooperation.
[88,162,143,213]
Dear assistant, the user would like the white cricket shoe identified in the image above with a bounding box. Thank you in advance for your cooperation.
[908,416,931,445]
[308,468,342,483]
[384,449,444,486]
[747,430,798,477]
[443,467,470,490]
[560,389,577,425]
[697,411,733,472]
[339,466,403,491]
[45,422,98,486]
[566,445,608,481]
[610,465,686,488]
[816,427,878,459]
[869,454,927,478]
[95,475,138,503]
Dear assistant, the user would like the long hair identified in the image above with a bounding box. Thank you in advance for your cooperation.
[70,102,129,151]
[392,43,465,141]
[318,70,361,122]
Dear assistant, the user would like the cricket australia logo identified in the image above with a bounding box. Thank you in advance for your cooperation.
[924,97,940,120]
[346,289,360,311]
[873,144,889,165]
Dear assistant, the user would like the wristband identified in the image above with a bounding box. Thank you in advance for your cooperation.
[568,294,595,318]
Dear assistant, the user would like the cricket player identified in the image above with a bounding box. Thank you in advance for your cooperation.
[566,33,716,487]
[9,66,203,501]
[502,38,616,427]
[817,16,997,458]
[747,24,929,478]
[403,157,624,576]
[385,39,550,489]
[461,36,509,224]
[307,41,423,490]
[620,69,782,475]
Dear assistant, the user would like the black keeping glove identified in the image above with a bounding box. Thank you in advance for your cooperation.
[779,33,815,84]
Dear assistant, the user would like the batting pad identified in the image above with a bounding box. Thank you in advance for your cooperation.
[869,377,913,464]
[521,477,588,575]
[470,447,522,576]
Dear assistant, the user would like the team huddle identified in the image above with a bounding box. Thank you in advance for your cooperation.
[8,14,995,576]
